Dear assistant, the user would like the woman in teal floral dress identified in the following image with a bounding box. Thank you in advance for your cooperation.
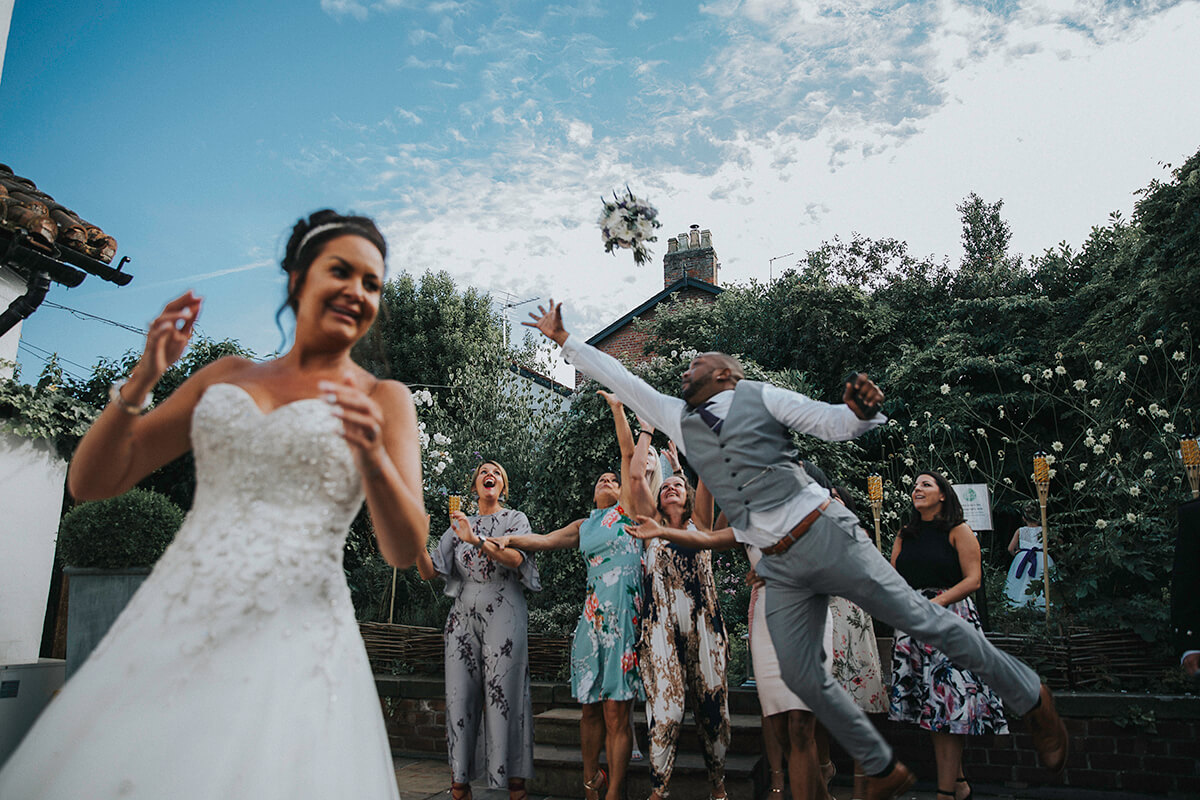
[572,501,646,703]
[497,391,654,800]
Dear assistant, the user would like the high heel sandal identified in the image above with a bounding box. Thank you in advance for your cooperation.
[451,783,472,800]
[584,768,607,800]
[768,768,785,795]
[851,770,868,800]
[957,776,974,800]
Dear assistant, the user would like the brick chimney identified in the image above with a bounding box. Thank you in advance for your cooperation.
[663,224,718,287]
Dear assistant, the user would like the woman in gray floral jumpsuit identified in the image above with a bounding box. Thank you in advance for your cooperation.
[417,461,540,800]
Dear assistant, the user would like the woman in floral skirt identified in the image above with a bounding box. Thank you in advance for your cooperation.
[890,472,1008,800]
[639,440,730,800]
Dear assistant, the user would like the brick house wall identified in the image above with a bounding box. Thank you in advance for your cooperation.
[592,286,719,366]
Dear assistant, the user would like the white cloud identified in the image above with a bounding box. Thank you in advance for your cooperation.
[394,107,423,125]
[320,0,368,20]
[303,0,1200,348]
[565,119,593,147]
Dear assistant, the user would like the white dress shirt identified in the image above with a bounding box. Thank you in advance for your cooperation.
[562,334,886,548]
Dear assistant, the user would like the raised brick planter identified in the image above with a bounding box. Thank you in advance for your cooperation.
[375,674,1200,797]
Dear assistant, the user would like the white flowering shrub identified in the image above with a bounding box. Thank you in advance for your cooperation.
[873,331,1195,640]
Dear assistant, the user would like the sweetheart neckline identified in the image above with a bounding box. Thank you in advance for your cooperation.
[205,382,330,418]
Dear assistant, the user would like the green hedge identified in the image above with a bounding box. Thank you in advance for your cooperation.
[59,488,184,569]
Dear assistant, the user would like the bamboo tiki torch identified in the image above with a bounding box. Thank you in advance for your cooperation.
[388,562,397,625]
[1033,451,1051,621]
[1182,435,1200,500]
[868,473,883,552]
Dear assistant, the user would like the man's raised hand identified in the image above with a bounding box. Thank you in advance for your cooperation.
[522,299,569,346]
[842,372,884,420]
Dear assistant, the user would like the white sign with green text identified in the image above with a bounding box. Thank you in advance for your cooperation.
[953,483,993,531]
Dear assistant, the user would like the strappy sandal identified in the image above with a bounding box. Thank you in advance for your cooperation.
[451,782,472,800]
[851,769,868,800]
[584,768,607,800]
[768,768,785,795]
[957,777,974,800]
[708,781,728,800]
[508,778,528,800]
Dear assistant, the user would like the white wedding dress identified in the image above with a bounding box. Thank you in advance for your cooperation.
[0,383,400,799]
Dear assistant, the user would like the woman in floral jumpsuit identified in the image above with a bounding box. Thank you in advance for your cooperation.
[417,461,540,800]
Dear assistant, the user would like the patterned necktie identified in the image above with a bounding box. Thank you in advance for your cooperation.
[696,401,724,435]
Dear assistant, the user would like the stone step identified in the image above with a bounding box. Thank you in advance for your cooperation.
[528,743,763,800]
[535,707,765,756]
[533,685,764,718]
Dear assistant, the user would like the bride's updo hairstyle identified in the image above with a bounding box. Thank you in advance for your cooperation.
[276,209,387,329]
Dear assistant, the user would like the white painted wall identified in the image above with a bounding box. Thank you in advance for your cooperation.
[0,0,12,85]
[1,4,19,380]
[0,266,25,380]
[0,432,67,665]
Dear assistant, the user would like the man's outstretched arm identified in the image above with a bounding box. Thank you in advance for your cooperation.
[524,300,686,442]
[762,374,888,441]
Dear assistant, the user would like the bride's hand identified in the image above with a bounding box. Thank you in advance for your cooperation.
[135,291,202,387]
[321,374,388,475]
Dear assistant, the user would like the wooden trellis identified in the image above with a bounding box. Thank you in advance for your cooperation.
[360,622,572,679]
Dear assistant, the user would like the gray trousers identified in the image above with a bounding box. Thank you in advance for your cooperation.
[755,501,1042,774]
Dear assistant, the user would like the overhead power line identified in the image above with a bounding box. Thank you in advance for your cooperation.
[16,340,90,382]
[43,301,148,336]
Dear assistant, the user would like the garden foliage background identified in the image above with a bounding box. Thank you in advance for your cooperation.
[3,148,1197,685]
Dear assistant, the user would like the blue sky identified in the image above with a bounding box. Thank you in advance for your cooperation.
[3,0,1198,384]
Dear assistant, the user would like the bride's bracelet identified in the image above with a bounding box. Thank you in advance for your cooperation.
[109,379,153,416]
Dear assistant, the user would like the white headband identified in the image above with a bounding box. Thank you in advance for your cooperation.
[294,221,370,260]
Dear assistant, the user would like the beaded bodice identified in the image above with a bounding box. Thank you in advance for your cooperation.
[108,382,365,655]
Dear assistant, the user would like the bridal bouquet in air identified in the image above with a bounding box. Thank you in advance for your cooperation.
[598,187,662,266]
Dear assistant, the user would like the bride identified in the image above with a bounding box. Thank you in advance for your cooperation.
[0,210,428,799]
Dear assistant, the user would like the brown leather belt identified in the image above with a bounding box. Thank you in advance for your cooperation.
[761,499,831,556]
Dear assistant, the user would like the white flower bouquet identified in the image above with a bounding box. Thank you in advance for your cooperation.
[598,187,662,266]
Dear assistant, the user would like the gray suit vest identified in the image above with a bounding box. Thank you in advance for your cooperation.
[679,380,814,530]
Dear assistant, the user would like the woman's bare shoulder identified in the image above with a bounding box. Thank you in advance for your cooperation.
[948,522,978,546]
[178,355,259,394]
[369,377,413,404]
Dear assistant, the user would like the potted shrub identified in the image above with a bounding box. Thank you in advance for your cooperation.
[59,487,183,676]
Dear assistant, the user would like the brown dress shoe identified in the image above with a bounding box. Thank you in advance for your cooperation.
[1026,683,1069,773]
[865,761,916,800]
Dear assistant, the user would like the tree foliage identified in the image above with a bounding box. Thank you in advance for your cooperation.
[352,270,504,394]
[634,149,1200,663]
